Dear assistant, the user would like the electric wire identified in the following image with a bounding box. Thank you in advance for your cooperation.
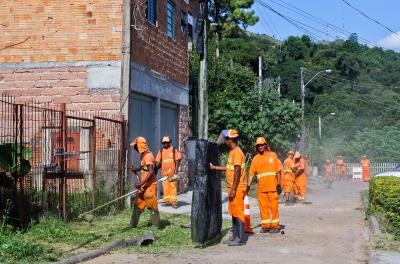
[256,0,326,41]
[266,0,374,45]
[341,0,400,38]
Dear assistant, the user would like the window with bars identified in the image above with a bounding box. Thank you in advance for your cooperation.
[167,1,175,38]
[146,0,157,25]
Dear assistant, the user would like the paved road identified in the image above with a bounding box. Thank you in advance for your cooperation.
[85,179,370,264]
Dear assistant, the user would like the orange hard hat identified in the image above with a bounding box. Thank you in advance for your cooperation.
[255,137,267,146]
[130,136,149,153]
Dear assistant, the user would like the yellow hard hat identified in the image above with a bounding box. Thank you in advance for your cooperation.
[255,137,267,146]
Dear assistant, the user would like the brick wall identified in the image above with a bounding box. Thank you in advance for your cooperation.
[0,66,120,113]
[0,0,123,63]
[131,0,196,86]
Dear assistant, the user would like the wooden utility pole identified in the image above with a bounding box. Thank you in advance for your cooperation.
[198,0,208,139]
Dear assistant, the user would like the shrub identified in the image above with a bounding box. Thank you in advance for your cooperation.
[369,176,400,239]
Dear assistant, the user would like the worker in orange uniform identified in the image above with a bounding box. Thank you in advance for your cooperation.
[336,156,347,181]
[248,137,282,233]
[361,155,371,181]
[324,159,334,188]
[210,129,247,246]
[282,150,296,203]
[129,137,160,228]
[293,151,306,201]
[156,136,181,208]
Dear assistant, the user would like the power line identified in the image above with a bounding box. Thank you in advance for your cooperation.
[303,68,400,91]
[341,0,400,38]
[266,0,374,45]
[256,0,326,41]
[254,5,279,39]
[301,70,400,113]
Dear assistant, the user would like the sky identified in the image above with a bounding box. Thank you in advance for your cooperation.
[248,0,400,51]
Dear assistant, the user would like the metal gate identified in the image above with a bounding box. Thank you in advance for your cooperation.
[0,95,126,224]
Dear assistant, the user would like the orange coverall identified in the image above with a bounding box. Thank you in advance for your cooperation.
[134,141,158,211]
[336,159,347,178]
[226,146,247,223]
[282,157,295,194]
[156,147,181,205]
[249,151,282,229]
[324,162,334,179]
[294,158,306,199]
[361,158,371,181]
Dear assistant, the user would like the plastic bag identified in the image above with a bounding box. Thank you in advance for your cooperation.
[186,139,222,245]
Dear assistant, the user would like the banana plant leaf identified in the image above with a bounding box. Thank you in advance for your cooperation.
[0,143,32,178]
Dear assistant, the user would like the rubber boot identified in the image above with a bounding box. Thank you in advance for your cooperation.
[129,207,142,228]
[151,209,160,228]
[223,217,235,244]
[228,218,245,246]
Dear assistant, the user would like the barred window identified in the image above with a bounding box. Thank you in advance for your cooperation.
[167,1,175,38]
[147,0,157,25]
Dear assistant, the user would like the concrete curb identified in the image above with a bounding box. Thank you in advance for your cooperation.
[360,191,400,264]
[54,232,154,264]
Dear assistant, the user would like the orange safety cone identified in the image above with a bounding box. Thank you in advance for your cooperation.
[244,194,253,233]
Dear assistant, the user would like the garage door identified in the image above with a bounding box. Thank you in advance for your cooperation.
[161,102,178,147]
[129,94,155,165]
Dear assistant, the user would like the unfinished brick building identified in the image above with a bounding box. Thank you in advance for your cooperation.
[0,0,198,192]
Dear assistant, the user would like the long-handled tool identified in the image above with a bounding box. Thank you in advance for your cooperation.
[79,176,168,222]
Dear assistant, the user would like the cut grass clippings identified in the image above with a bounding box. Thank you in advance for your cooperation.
[1,210,196,264]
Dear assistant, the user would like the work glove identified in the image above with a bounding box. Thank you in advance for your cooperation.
[277,184,282,195]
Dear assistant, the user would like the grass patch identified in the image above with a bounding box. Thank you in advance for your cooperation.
[1,210,198,263]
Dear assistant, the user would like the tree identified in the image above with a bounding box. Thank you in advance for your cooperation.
[210,87,301,155]
[209,0,259,58]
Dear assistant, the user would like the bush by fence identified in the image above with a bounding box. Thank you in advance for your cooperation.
[369,176,400,239]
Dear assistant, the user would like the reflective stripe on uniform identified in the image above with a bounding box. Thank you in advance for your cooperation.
[283,169,292,173]
[271,219,280,223]
[256,172,276,180]
[162,159,175,163]
[226,163,246,170]
[261,219,271,224]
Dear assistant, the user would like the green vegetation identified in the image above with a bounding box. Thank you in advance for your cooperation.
[0,210,202,263]
[200,31,400,161]
[369,177,400,240]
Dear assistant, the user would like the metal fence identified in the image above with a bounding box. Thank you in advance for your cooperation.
[0,95,126,224]
[333,162,398,176]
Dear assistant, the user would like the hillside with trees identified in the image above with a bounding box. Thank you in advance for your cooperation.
[193,31,400,162]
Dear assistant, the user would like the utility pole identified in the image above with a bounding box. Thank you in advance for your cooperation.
[198,0,208,139]
[300,67,305,153]
[318,115,322,143]
[258,56,263,91]
[277,75,281,96]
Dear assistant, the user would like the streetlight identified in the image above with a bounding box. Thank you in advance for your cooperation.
[319,112,336,143]
[300,68,332,152]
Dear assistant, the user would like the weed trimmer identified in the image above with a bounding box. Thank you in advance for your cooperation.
[79,176,168,222]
